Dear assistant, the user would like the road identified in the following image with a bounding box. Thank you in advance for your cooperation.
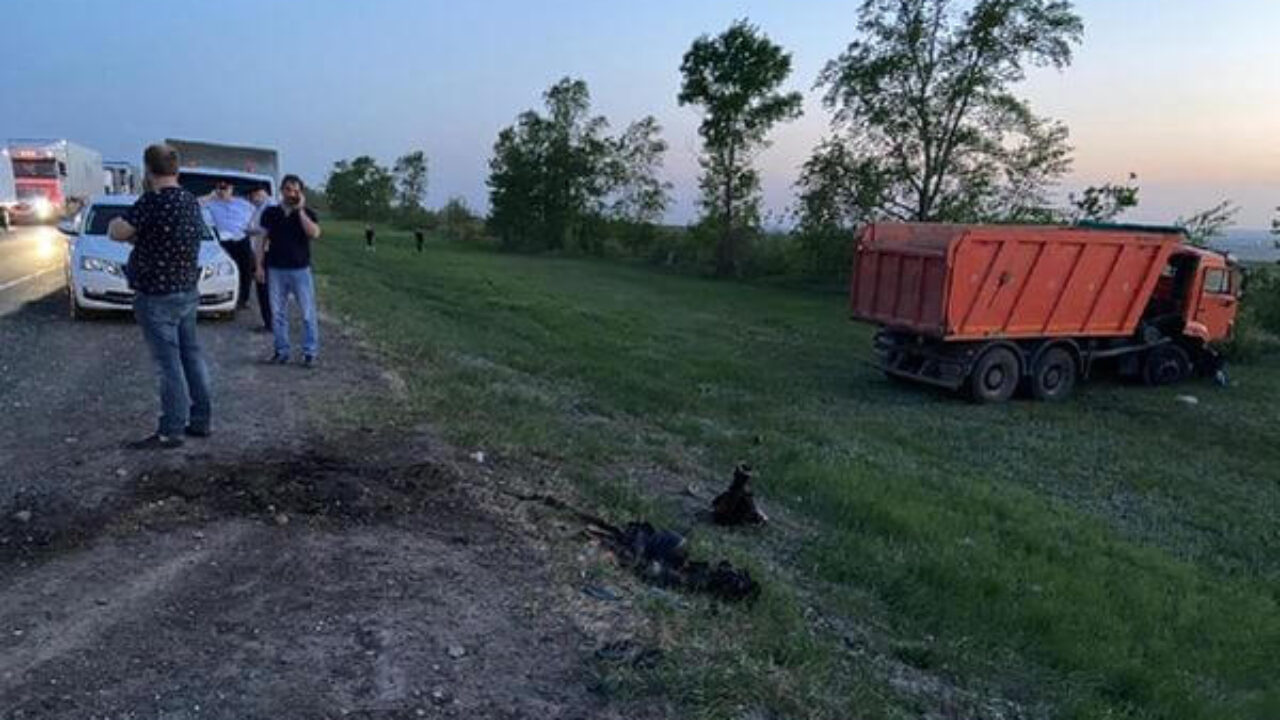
[0,225,67,318]
[0,233,625,719]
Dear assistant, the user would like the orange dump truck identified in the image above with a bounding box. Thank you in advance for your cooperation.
[850,223,1241,402]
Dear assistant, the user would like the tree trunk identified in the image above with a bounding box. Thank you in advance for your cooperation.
[718,145,736,277]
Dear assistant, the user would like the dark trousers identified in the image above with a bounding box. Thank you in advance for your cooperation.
[219,240,255,308]
[255,271,272,329]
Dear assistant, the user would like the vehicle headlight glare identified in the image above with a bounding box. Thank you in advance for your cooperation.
[81,256,122,276]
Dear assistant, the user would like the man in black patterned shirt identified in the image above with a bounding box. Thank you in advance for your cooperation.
[108,143,211,449]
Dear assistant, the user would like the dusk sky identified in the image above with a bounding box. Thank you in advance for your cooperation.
[4,0,1277,227]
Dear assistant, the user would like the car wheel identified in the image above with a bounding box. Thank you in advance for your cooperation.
[68,285,84,321]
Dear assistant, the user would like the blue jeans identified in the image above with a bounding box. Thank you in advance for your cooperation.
[134,291,211,437]
[268,267,319,357]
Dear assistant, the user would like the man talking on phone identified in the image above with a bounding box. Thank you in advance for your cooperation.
[256,174,322,367]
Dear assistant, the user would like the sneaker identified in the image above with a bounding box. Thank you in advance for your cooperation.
[126,434,183,450]
[267,352,289,365]
[184,426,210,438]
[302,354,317,369]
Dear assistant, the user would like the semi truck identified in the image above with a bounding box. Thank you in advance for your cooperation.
[850,222,1242,402]
[5,139,102,223]
[164,138,279,198]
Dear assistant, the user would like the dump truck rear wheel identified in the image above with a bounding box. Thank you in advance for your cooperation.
[1143,344,1191,386]
[1032,347,1077,401]
[969,346,1020,403]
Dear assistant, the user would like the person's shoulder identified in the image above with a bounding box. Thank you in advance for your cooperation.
[305,207,319,220]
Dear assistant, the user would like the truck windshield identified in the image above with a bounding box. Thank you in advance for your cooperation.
[12,159,58,178]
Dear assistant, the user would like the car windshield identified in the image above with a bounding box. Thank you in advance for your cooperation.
[84,206,130,235]
[84,205,217,242]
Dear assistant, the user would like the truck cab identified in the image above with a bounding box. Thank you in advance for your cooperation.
[1148,247,1241,343]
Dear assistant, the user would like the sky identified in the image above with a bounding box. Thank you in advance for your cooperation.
[3,0,1277,228]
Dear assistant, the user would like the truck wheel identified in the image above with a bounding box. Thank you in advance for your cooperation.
[1143,345,1191,386]
[1032,347,1077,401]
[969,346,1020,403]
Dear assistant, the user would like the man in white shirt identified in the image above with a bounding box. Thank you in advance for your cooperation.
[200,180,256,309]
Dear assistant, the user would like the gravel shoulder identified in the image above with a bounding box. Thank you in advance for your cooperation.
[0,287,634,719]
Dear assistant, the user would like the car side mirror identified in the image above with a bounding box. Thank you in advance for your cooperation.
[57,219,76,236]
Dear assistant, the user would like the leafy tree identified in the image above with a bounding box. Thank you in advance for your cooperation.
[439,196,483,242]
[393,150,429,212]
[1068,173,1140,223]
[325,156,395,221]
[1176,200,1238,248]
[679,19,803,276]
[487,77,669,254]
[792,137,885,277]
[816,0,1082,223]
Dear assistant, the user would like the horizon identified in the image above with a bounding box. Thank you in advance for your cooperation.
[3,0,1276,228]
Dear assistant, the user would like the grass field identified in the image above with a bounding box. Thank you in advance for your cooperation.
[316,222,1280,720]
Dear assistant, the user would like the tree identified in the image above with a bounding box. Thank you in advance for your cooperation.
[792,137,886,276]
[816,0,1083,223]
[1176,200,1238,248]
[325,156,395,221]
[487,77,669,254]
[679,19,803,276]
[1068,173,1140,223]
[393,150,429,212]
[1271,206,1279,240]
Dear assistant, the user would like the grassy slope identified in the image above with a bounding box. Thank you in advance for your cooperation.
[316,222,1279,720]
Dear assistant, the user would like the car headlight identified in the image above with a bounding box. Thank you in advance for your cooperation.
[202,261,235,280]
[32,197,52,218]
[80,256,124,276]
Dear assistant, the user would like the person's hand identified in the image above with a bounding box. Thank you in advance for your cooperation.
[295,193,306,210]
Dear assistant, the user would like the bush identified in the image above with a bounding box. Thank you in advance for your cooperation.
[1222,265,1280,363]
[439,197,485,243]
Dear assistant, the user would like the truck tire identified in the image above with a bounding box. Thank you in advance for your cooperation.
[1031,347,1077,402]
[1142,344,1191,386]
[969,346,1020,403]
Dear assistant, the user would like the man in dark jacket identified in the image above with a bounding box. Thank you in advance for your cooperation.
[108,143,211,449]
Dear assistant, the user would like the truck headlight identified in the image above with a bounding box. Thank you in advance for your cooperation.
[32,197,52,219]
[80,256,124,276]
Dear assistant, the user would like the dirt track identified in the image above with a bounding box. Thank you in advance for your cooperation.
[0,285,637,719]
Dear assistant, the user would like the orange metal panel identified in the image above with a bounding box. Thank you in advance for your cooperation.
[850,222,1184,341]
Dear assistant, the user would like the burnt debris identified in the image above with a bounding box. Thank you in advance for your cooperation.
[711,463,768,526]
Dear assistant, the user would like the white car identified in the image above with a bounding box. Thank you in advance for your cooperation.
[60,195,239,319]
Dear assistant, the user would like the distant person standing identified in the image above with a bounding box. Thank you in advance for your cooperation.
[246,186,274,331]
[365,223,375,252]
[256,174,322,367]
[200,180,256,309]
[107,143,211,449]
[415,228,424,253]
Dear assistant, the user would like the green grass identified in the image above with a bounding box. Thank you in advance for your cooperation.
[316,222,1280,719]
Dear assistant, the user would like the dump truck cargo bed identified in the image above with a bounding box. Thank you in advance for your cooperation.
[850,223,1185,341]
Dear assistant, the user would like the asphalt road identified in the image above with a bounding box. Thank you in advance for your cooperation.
[0,225,68,318]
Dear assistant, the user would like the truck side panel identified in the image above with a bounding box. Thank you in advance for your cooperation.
[851,223,1182,341]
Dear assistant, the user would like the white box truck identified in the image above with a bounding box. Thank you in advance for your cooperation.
[6,139,102,223]
[165,138,279,198]
[0,148,15,229]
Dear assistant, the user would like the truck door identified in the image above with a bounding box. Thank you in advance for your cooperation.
[1192,265,1238,340]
